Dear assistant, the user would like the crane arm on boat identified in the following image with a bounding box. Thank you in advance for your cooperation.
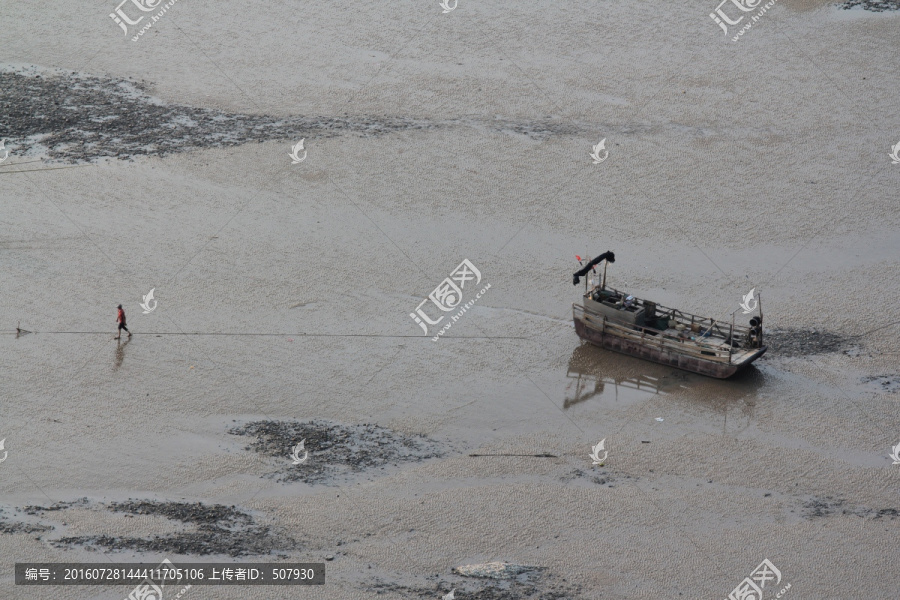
[573,251,615,286]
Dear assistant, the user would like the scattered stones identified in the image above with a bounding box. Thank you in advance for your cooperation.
[229,420,443,484]
[840,0,900,10]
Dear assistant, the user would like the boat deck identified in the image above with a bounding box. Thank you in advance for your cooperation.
[654,326,759,362]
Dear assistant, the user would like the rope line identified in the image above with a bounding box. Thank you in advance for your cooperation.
[0,165,95,174]
[468,453,558,458]
[9,330,529,339]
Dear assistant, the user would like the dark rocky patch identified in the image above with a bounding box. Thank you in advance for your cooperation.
[762,328,859,357]
[54,527,290,557]
[802,496,900,520]
[0,519,53,535]
[15,499,294,557]
[0,67,577,163]
[840,0,900,10]
[563,468,634,488]
[22,497,89,515]
[861,375,900,393]
[803,496,843,518]
[229,419,443,484]
[58,501,293,557]
[107,500,252,528]
[365,568,580,600]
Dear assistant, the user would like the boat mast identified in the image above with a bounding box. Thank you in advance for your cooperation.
[602,260,608,290]
[729,312,734,364]
[584,257,589,294]
[758,291,763,346]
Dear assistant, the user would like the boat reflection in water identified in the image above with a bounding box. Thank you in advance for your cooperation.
[565,342,767,434]
[564,343,680,409]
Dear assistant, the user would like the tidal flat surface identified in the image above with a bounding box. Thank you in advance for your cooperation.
[1,1,899,598]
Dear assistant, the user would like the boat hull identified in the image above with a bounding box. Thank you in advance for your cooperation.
[574,317,766,379]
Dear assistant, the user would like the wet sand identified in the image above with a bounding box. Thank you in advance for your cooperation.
[1,0,899,598]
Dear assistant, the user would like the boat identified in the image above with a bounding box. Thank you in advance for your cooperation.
[571,251,766,379]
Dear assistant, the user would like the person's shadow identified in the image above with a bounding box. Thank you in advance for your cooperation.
[114,336,132,371]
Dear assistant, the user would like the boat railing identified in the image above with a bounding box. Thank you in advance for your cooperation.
[574,303,735,364]
[598,287,754,340]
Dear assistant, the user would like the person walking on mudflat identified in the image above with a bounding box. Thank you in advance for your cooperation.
[116,304,131,339]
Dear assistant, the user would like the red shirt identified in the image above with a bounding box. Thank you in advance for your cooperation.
[117,308,126,324]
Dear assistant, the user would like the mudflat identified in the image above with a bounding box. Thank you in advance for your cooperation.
[1,1,898,598]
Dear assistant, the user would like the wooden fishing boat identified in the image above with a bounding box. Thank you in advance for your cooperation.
[571,251,766,379]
